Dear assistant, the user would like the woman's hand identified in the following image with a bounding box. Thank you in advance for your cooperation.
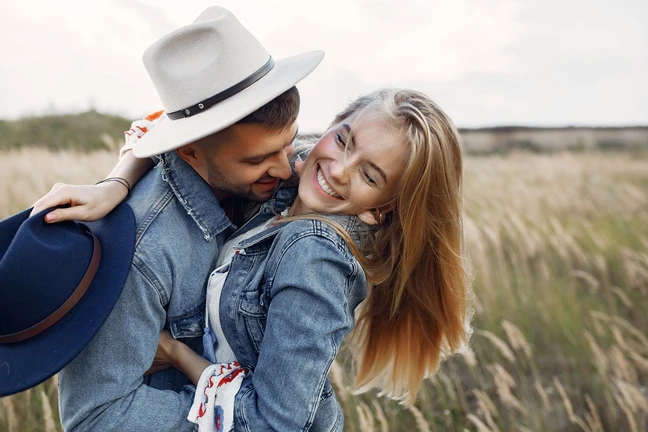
[145,330,179,376]
[30,181,129,223]
[145,329,211,384]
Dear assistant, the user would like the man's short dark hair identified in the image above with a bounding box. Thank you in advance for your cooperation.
[237,86,300,130]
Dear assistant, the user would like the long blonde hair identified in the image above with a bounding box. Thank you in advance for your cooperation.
[325,89,470,405]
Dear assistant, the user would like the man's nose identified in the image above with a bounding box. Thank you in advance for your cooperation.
[267,151,293,181]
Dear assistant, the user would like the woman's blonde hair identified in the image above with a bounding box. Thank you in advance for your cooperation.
[325,89,470,405]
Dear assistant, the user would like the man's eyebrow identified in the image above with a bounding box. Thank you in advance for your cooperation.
[241,127,299,162]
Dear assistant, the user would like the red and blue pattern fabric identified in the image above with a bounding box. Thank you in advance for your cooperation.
[119,110,166,157]
[187,361,248,432]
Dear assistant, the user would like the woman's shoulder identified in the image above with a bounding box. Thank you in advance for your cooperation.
[274,215,362,252]
[268,216,367,296]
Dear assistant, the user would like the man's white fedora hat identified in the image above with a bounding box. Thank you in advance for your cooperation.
[133,6,324,158]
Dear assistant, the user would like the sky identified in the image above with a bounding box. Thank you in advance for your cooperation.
[0,0,646,132]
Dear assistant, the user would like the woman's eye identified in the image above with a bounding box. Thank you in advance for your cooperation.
[334,132,346,148]
[363,170,377,185]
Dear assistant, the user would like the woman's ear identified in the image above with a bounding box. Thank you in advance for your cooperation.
[358,206,392,225]
[358,211,379,225]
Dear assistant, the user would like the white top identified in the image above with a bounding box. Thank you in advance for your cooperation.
[206,216,279,362]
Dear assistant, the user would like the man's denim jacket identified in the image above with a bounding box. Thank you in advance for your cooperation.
[58,151,367,431]
[216,208,367,431]
[58,151,245,431]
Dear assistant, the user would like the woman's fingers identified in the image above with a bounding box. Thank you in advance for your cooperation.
[41,205,95,223]
[30,184,98,222]
[30,181,130,223]
[30,187,78,218]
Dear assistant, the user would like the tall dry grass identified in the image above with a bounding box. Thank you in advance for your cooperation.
[1,149,647,431]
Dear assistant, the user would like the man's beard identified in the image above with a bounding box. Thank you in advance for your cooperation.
[206,163,273,203]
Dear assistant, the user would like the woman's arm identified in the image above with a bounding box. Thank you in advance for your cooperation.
[234,230,366,430]
[149,330,211,386]
[30,150,154,222]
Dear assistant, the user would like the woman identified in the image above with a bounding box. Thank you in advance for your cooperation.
[36,89,470,431]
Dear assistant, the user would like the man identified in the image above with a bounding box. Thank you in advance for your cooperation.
[34,6,323,431]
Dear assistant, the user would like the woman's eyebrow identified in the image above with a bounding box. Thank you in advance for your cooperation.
[368,161,387,183]
[341,124,355,146]
[343,123,387,182]
[342,123,355,146]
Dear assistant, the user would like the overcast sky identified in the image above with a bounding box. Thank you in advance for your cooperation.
[1,0,646,131]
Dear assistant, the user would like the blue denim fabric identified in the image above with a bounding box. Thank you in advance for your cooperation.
[57,147,365,431]
[215,213,368,431]
[58,151,240,432]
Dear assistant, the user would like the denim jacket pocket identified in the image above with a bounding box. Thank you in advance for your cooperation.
[238,290,267,353]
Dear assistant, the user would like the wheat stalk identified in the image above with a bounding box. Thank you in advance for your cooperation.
[407,404,431,432]
[478,330,516,363]
[584,395,604,432]
[1,397,18,431]
[467,413,494,432]
[553,377,590,432]
[501,320,532,359]
[615,390,640,432]
[534,380,551,412]
[371,400,389,432]
[473,390,501,432]
[355,402,375,431]
[41,389,58,432]
[488,364,527,414]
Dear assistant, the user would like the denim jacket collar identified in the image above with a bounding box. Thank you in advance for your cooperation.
[260,187,297,215]
[237,212,364,253]
[158,151,233,241]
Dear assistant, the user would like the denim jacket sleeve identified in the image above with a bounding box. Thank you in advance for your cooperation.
[57,259,195,432]
[234,229,365,431]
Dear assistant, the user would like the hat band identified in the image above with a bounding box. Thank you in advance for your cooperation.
[167,56,275,120]
[0,229,102,344]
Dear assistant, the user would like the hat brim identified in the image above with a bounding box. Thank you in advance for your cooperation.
[133,50,324,158]
[0,204,136,397]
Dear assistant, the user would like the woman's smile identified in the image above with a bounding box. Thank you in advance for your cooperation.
[314,165,343,199]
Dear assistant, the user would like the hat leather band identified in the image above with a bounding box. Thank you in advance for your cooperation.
[0,230,102,344]
[167,56,275,120]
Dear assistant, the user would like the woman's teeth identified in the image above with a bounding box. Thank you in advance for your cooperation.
[317,168,341,198]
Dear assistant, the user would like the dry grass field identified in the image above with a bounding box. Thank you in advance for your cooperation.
[1,149,647,431]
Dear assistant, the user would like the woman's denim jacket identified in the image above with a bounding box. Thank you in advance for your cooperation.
[217,197,368,431]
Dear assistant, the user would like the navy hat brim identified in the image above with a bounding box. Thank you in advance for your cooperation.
[0,203,136,397]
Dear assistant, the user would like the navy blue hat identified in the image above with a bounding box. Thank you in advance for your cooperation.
[0,204,136,397]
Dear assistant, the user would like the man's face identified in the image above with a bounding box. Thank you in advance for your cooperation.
[189,122,298,202]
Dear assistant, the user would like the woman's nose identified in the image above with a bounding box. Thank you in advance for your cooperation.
[328,159,348,184]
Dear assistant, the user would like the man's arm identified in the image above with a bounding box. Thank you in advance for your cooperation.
[58,260,195,431]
